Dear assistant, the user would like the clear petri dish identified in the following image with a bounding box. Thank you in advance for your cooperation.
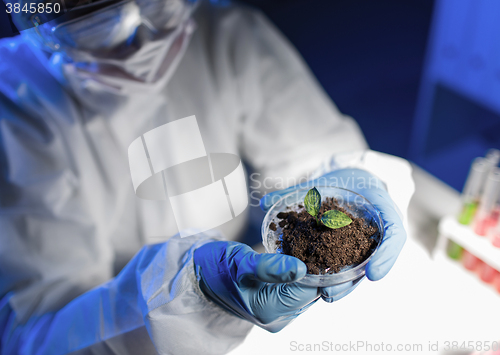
[261,186,384,287]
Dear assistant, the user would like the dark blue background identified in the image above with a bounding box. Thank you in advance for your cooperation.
[243,0,434,162]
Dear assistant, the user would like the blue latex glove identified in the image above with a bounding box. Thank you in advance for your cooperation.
[193,241,320,333]
[260,168,406,286]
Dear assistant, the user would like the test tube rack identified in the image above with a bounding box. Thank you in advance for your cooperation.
[436,215,500,294]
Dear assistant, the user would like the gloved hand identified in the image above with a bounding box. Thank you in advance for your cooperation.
[260,168,406,289]
[193,241,320,333]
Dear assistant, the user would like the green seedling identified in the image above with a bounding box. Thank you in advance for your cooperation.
[304,187,321,225]
[304,187,353,229]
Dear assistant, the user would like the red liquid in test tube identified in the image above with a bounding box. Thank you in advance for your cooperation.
[494,272,500,294]
[478,263,499,284]
[491,228,500,248]
[490,212,500,247]
[474,213,495,236]
[462,250,481,271]
[488,205,500,246]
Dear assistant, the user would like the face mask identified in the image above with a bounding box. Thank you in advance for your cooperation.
[33,0,197,94]
[62,17,196,95]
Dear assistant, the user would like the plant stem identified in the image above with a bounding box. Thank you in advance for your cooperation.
[315,216,320,226]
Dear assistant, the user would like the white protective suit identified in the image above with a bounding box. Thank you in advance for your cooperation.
[0,1,413,354]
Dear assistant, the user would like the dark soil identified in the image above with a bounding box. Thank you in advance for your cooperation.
[273,197,379,274]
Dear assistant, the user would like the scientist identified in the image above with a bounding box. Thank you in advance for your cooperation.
[0,0,413,354]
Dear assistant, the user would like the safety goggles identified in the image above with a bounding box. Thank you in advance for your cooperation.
[30,0,196,51]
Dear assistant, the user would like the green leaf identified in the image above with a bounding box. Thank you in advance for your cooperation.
[304,187,321,217]
[321,210,353,229]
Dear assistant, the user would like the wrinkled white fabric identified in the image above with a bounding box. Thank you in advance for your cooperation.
[0,1,369,354]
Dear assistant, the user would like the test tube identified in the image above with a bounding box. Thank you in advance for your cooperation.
[478,263,499,284]
[485,148,500,168]
[474,167,500,236]
[462,249,480,271]
[494,272,500,294]
[458,158,490,225]
[489,213,500,248]
[447,240,463,260]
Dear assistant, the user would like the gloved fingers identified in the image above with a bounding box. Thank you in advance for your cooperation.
[366,221,406,281]
[320,277,363,303]
[255,253,307,283]
[237,251,307,286]
[254,283,320,325]
[351,189,406,281]
[293,293,321,315]
[261,313,306,333]
[263,295,321,333]
[360,189,403,224]
[260,318,294,333]
[275,283,320,309]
